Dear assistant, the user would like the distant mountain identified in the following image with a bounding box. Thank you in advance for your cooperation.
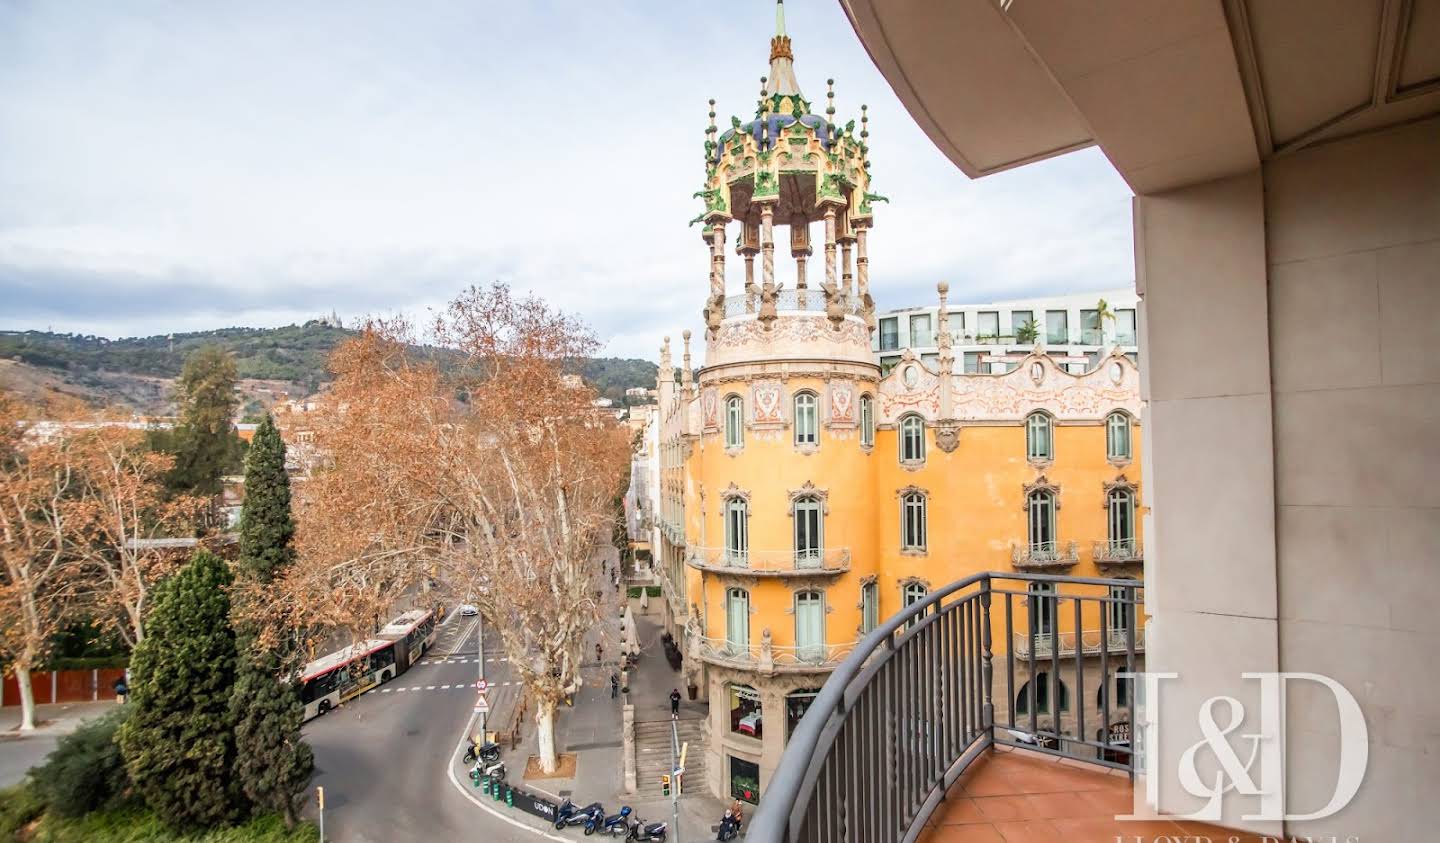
[0,322,659,412]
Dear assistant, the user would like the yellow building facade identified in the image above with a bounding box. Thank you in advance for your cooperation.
[650,3,1144,804]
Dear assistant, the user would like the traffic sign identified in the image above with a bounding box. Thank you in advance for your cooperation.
[474,695,490,714]
[477,679,488,693]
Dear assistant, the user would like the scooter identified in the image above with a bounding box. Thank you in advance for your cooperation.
[586,805,632,836]
[468,757,506,785]
[555,799,605,830]
[463,739,502,766]
[628,818,668,840]
[716,809,742,841]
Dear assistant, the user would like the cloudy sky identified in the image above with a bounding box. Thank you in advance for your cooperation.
[0,1,1135,359]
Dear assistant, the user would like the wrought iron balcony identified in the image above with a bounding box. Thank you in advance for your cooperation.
[723,290,864,317]
[1093,538,1143,569]
[696,635,857,674]
[1010,626,1146,658]
[748,572,1144,843]
[1010,540,1078,569]
[687,546,851,577]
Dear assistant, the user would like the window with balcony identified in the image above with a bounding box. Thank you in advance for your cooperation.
[724,394,744,448]
[1106,411,1131,460]
[879,317,899,351]
[729,683,762,739]
[793,496,823,565]
[860,394,874,448]
[861,581,879,634]
[899,414,925,464]
[725,588,750,653]
[1027,489,1056,556]
[948,311,965,342]
[724,498,749,565]
[786,688,822,739]
[902,581,928,628]
[1045,309,1068,344]
[794,391,818,446]
[794,590,824,661]
[963,352,982,373]
[909,313,933,347]
[1115,308,1137,345]
[1011,310,1034,342]
[1028,582,1055,636]
[1026,412,1053,461]
[1107,488,1135,554]
[1016,671,1069,714]
[1108,581,1137,635]
[1081,309,1102,345]
[900,492,927,552]
[978,310,1000,341]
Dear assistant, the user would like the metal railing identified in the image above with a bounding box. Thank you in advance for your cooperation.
[1010,540,1079,568]
[1010,626,1146,658]
[1093,539,1143,564]
[723,289,864,317]
[688,546,851,575]
[697,636,858,671]
[748,572,1143,843]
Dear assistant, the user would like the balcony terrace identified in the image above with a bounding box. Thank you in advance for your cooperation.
[696,636,856,674]
[686,546,851,577]
[1092,539,1143,572]
[1009,541,1078,570]
[1009,627,1146,659]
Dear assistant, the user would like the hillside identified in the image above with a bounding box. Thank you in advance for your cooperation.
[0,323,659,414]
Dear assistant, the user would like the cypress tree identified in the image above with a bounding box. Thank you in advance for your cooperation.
[230,413,313,826]
[163,345,245,495]
[118,550,244,830]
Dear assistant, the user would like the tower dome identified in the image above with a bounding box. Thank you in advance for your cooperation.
[694,0,886,369]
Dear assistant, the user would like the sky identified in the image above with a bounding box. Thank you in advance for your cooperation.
[0,1,1136,360]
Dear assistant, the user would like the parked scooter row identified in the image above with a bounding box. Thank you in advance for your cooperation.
[553,799,668,840]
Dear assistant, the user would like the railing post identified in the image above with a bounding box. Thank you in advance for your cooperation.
[979,575,993,731]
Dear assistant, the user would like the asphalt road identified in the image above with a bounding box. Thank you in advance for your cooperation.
[304,611,526,842]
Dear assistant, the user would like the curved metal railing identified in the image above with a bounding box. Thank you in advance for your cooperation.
[722,289,864,318]
[748,571,1144,843]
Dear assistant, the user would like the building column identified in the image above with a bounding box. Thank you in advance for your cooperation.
[839,213,854,303]
[742,221,760,313]
[791,216,812,307]
[711,221,727,299]
[823,207,837,296]
[760,204,775,292]
[855,222,870,303]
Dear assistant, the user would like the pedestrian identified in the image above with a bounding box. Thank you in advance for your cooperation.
[611,672,619,699]
[596,642,603,663]
[670,688,681,718]
[113,676,128,705]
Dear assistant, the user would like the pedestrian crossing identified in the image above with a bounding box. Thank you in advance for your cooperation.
[378,679,523,694]
[416,656,507,666]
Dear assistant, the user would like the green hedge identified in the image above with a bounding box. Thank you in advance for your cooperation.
[42,656,129,671]
[30,808,319,842]
[0,783,45,839]
[626,586,663,599]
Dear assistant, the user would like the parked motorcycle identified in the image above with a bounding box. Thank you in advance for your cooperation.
[554,799,605,830]
[463,739,502,766]
[628,817,668,840]
[716,809,742,841]
[469,757,506,784]
[586,805,632,836]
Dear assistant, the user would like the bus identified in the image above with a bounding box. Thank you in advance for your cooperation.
[298,609,438,720]
[377,609,438,671]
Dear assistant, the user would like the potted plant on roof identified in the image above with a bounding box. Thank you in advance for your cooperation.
[1016,319,1039,345]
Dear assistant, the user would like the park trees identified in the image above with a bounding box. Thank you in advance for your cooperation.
[286,284,629,773]
[153,344,245,496]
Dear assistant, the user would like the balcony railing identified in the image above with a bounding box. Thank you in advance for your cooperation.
[749,572,1143,843]
[1010,540,1078,569]
[723,290,864,318]
[687,546,851,576]
[1010,626,1146,658]
[697,636,857,672]
[1093,539,1143,565]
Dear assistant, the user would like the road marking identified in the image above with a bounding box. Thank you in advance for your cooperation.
[397,688,408,692]
[427,686,436,690]
[441,684,451,689]
[445,713,569,841]
[381,689,392,693]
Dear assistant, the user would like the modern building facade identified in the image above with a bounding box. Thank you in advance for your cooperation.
[649,4,1146,805]
[873,288,1140,376]
[816,3,1439,840]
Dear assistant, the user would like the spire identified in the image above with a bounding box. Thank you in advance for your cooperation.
[766,0,802,98]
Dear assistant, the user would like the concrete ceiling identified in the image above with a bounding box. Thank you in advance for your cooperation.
[841,0,1440,195]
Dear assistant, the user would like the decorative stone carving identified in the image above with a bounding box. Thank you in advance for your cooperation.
[1102,475,1139,508]
[1021,476,1062,510]
[933,422,960,453]
[758,628,774,673]
[829,381,854,423]
[702,388,719,430]
[721,481,751,504]
[786,480,829,513]
[751,381,783,424]
[758,282,780,329]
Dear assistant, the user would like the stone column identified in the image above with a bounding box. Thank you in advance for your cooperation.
[855,222,870,303]
[711,221,727,299]
[790,217,812,307]
[681,330,693,396]
[742,221,760,314]
[823,207,837,297]
[760,204,775,292]
[839,209,855,303]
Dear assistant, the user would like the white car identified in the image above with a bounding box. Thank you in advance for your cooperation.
[459,604,479,617]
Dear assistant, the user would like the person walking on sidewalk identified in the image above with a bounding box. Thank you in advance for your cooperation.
[670,688,681,718]
[596,642,603,663]
[610,673,619,699]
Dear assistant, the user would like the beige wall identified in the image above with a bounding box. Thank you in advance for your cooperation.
[1141,116,1439,839]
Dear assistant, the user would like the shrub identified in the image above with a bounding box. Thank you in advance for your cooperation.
[31,706,132,817]
[0,783,46,839]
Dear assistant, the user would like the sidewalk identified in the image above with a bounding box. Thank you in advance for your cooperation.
[0,700,118,788]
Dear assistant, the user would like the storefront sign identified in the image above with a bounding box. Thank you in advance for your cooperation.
[510,787,558,821]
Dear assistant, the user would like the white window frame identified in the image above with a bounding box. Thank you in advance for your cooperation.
[900,492,927,552]
[1107,488,1135,551]
[859,394,874,448]
[1106,411,1131,460]
[1027,490,1056,554]
[792,496,823,566]
[794,590,825,662]
[725,394,744,448]
[1026,412,1053,461]
[1028,582,1056,636]
[726,588,750,653]
[861,581,879,634]
[724,498,749,565]
[902,581,928,628]
[793,391,818,446]
[899,415,925,464]
[1108,582,1136,634]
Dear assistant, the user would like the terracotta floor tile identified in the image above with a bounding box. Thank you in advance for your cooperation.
[1048,817,1186,842]
[923,824,1008,843]
[962,771,1026,797]
[973,795,1031,821]
[992,819,1061,842]
[1022,790,1100,819]
[934,797,988,825]
[1076,784,1142,815]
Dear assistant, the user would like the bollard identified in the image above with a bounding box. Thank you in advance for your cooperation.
[505,786,514,808]
[481,775,490,795]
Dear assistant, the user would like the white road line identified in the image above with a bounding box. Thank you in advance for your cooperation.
[397,688,408,692]
[445,712,568,841]
[381,689,392,693]
[441,684,451,689]
[427,686,436,690]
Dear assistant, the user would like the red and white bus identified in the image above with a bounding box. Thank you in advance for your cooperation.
[298,609,438,720]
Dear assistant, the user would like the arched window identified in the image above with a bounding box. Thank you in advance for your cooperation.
[723,498,749,565]
[729,683,762,738]
[1097,674,1133,711]
[1027,490,1056,555]
[1028,581,1056,636]
[1026,412,1053,461]
[1106,411,1131,460]
[1107,488,1135,553]
[725,588,750,653]
[900,492,927,552]
[860,580,879,634]
[794,591,825,662]
[902,581,928,628]
[794,391,818,446]
[899,414,926,463]
[792,496,823,566]
[1016,672,1069,714]
[860,394,875,448]
[724,394,744,448]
